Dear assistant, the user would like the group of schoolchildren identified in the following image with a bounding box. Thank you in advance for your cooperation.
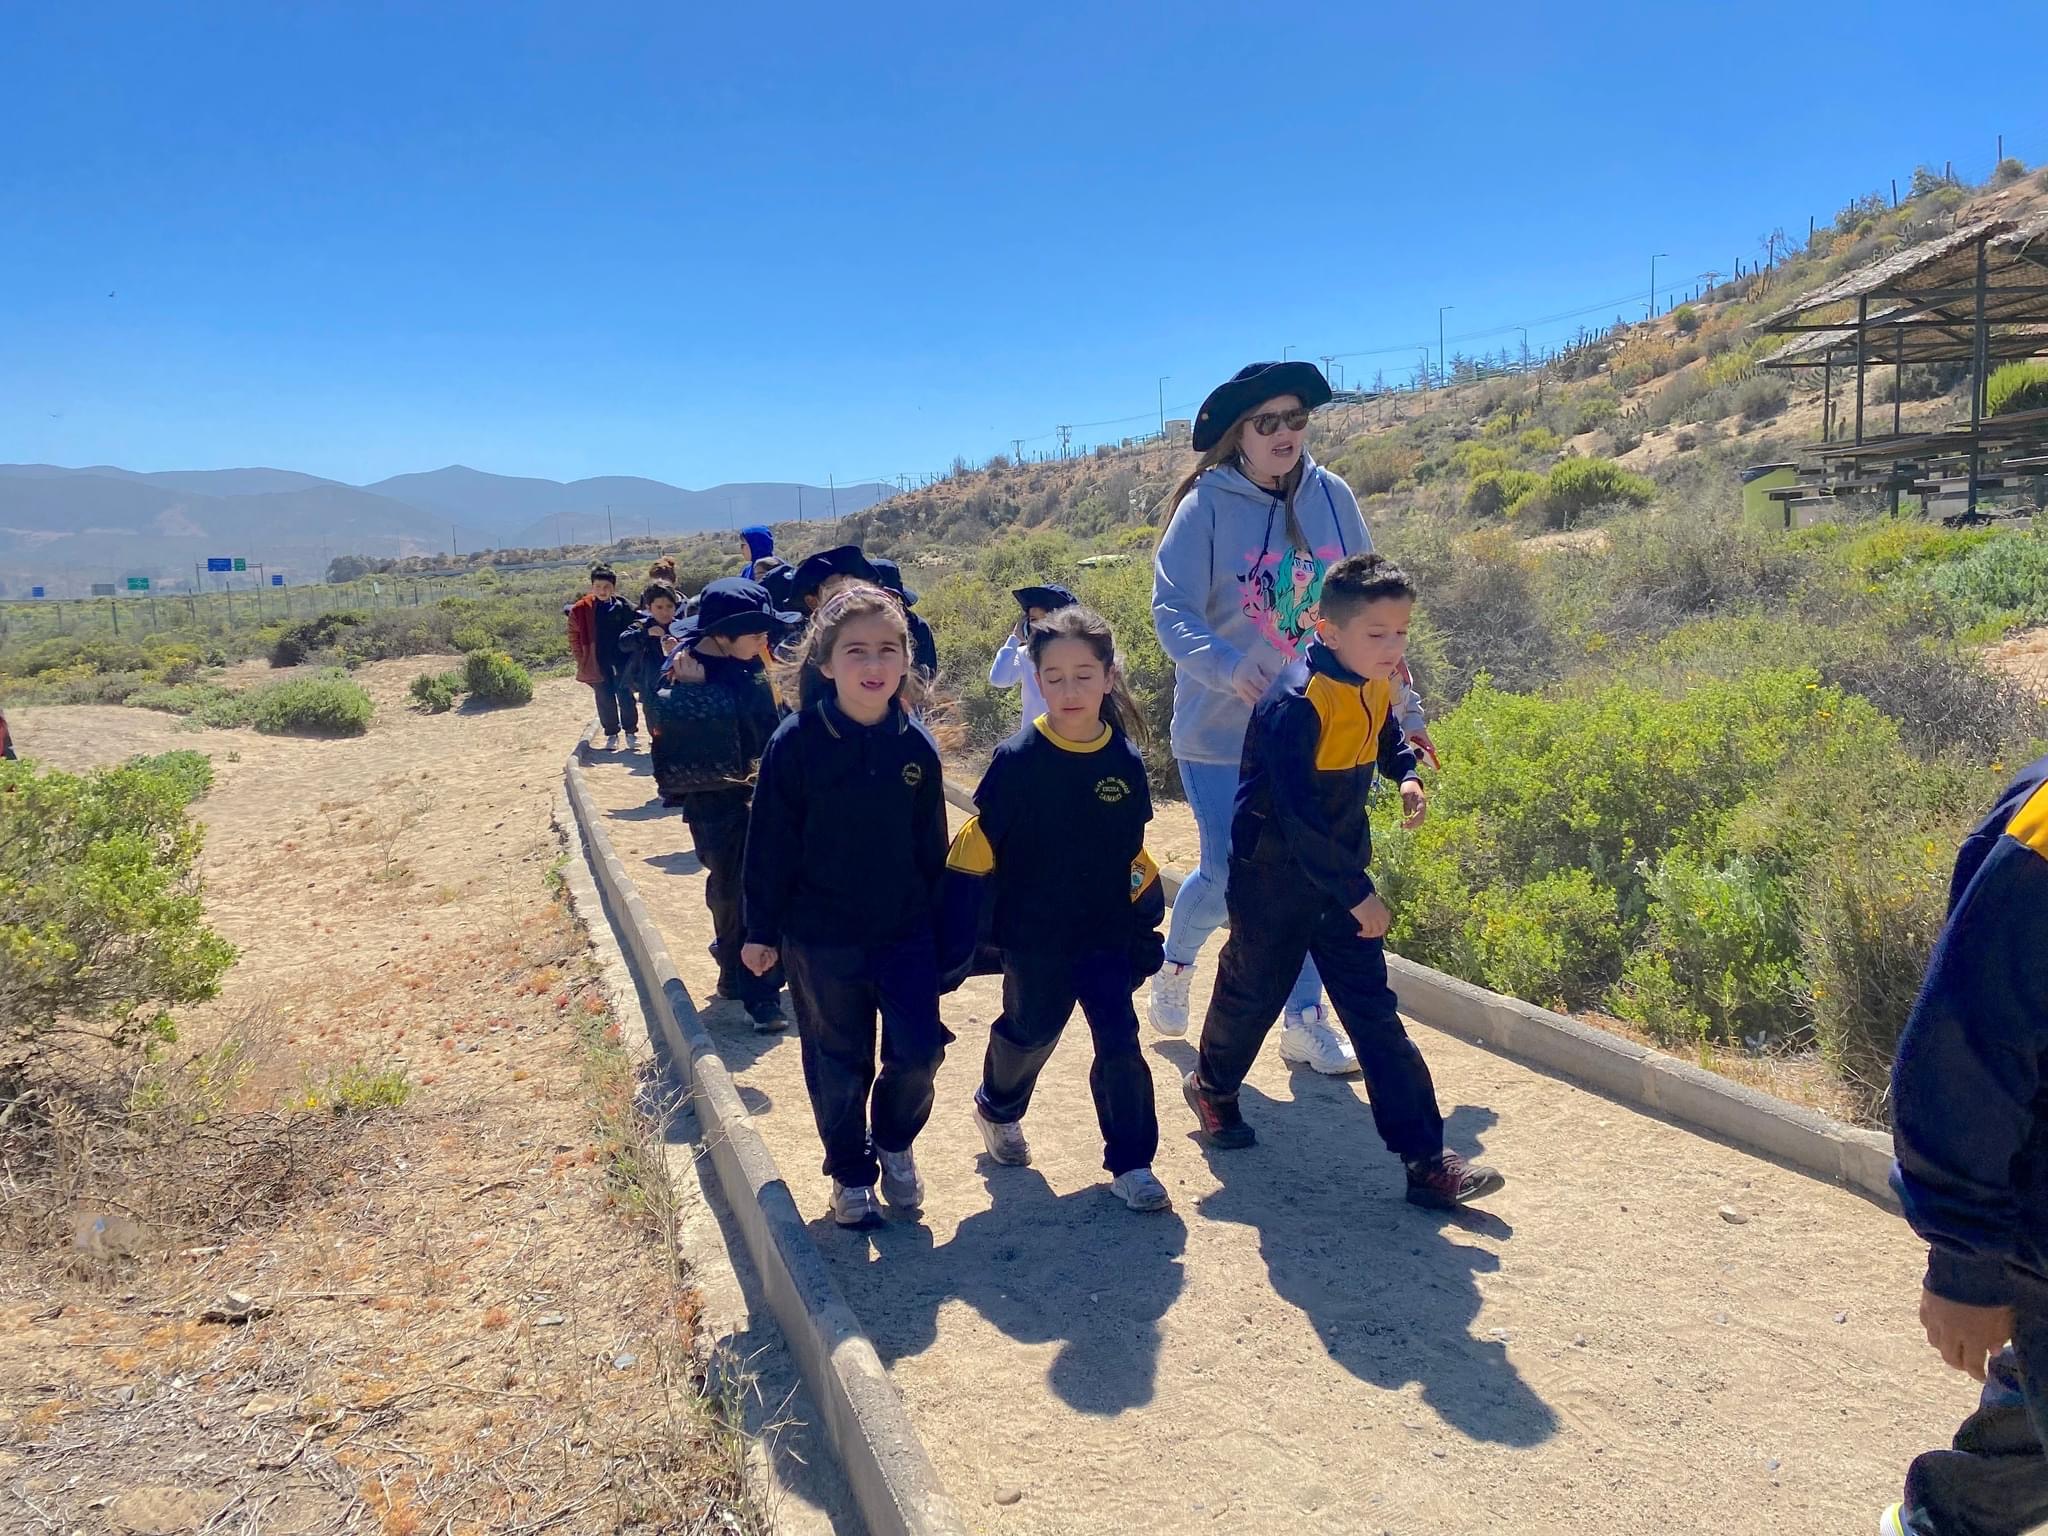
[565,523,1497,1233]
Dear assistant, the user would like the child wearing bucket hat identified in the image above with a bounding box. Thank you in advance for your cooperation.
[653,577,799,1031]
[871,558,938,680]
[987,583,1078,730]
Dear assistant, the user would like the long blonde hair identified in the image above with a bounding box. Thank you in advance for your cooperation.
[777,584,958,747]
[1157,410,1307,550]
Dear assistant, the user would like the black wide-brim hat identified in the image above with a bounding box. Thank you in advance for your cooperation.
[1191,361,1333,452]
[871,557,919,606]
[791,544,881,602]
[674,577,801,640]
[1012,583,1078,614]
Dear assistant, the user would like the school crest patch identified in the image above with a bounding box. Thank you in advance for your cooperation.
[1095,776,1130,804]
[901,762,925,788]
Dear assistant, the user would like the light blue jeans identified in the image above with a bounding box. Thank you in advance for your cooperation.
[1164,757,1321,1016]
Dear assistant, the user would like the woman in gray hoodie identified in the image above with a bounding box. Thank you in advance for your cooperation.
[1148,361,1427,1075]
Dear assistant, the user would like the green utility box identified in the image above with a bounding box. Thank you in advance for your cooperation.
[1740,462,1800,530]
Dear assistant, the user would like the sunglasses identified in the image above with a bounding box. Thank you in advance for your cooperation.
[1248,407,1312,436]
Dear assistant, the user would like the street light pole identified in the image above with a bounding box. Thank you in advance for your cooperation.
[1157,376,1169,436]
[1282,344,1295,361]
[1437,306,1454,395]
[1649,252,1670,321]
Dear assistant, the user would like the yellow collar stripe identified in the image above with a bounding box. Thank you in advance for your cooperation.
[1033,715,1112,753]
[2008,779,2048,859]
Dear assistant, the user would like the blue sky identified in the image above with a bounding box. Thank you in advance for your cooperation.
[3,1,2042,489]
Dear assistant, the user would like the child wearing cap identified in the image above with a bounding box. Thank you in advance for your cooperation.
[660,577,795,1032]
[871,558,938,681]
[987,584,1078,730]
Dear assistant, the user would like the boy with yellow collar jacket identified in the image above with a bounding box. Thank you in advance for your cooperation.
[1183,552,1505,1211]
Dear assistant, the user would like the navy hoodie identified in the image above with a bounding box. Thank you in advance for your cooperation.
[1891,755,2048,1307]
[742,697,948,949]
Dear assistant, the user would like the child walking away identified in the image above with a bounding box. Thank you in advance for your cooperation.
[1879,754,2048,1536]
[987,584,1077,730]
[563,565,641,751]
[1182,553,1504,1211]
[742,587,951,1228]
[656,579,795,1031]
[871,558,938,681]
[940,607,1171,1212]
[618,582,682,718]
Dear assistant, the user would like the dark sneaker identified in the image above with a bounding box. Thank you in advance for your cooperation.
[1405,1152,1506,1210]
[748,1001,789,1033]
[1182,1071,1255,1150]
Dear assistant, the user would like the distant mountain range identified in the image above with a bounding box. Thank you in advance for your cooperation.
[0,464,893,596]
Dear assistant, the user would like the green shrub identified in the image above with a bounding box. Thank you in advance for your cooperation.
[1735,374,1790,422]
[463,649,534,706]
[1986,360,2048,418]
[0,753,237,1059]
[1464,869,1626,1009]
[1332,436,1422,496]
[1608,852,1804,1046]
[270,610,366,667]
[1511,457,1657,529]
[126,680,252,728]
[305,1060,413,1114]
[1671,305,1701,335]
[1918,533,2048,635]
[1990,157,2028,189]
[246,673,375,736]
[1465,468,1546,519]
[1801,830,1956,1114]
[409,670,463,713]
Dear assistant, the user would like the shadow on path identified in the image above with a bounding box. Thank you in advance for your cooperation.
[816,1165,1187,1417]
[1151,1039,1557,1447]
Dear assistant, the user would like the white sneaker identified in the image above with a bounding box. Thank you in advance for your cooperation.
[830,1181,881,1228]
[1278,1004,1359,1076]
[1148,961,1193,1037]
[973,1105,1032,1166]
[1876,1503,1906,1536]
[1111,1167,1172,1212]
[624,732,642,752]
[602,733,621,752]
[877,1148,924,1211]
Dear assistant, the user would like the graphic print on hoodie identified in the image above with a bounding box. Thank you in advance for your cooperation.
[1237,542,1340,657]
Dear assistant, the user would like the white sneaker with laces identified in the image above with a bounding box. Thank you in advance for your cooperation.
[973,1105,1032,1166]
[1111,1166,1172,1212]
[602,733,621,752]
[625,732,642,752]
[1278,1004,1359,1076]
[877,1148,924,1211]
[830,1181,881,1228]
[1148,961,1193,1037]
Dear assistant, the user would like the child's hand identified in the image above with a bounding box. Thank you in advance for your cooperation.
[1920,1289,2014,1381]
[1351,892,1391,940]
[666,651,706,684]
[1400,778,1428,830]
[741,943,779,978]
[1406,727,1440,773]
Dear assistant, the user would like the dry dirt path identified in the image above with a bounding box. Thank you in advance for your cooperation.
[579,747,1972,1536]
[1,664,844,1535]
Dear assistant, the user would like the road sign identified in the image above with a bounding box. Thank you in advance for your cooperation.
[126,576,150,592]
[91,582,116,597]
[206,557,233,572]
[31,586,45,599]
[233,557,247,572]
[271,574,285,587]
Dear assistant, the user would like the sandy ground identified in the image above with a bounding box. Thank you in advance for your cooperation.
[578,746,1976,1536]
[0,664,841,1535]
[1987,623,2048,699]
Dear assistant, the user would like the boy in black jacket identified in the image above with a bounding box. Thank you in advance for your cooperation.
[1881,754,2048,1536]
[588,565,642,751]
[669,579,792,1031]
[1183,552,1504,1211]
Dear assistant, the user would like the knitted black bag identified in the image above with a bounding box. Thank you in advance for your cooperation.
[647,682,754,797]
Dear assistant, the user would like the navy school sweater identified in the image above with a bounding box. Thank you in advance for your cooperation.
[1891,754,2048,1307]
[1230,640,1421,909]
[590,594,638,678]
[617,612,674,697]
[665,647,782,819]
[741,697,949,949]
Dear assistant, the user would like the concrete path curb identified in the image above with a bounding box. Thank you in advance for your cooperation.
[568,743,968,1536]
[947,777,1896,1209]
